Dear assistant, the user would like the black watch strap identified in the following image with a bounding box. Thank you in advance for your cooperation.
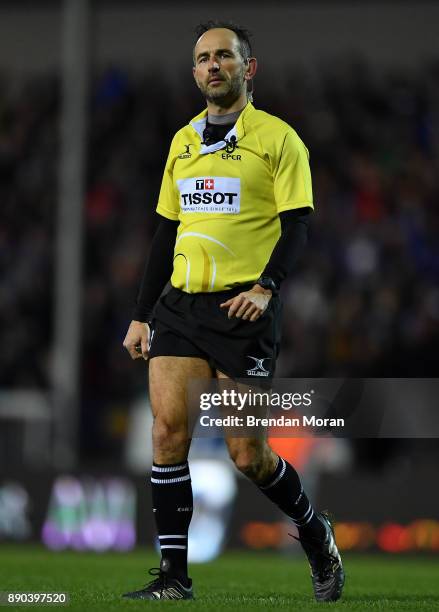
[256,275,279,295]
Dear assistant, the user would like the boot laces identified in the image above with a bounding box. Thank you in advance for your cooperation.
[143,567,167,597]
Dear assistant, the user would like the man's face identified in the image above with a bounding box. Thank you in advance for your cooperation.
[193,28,248,107]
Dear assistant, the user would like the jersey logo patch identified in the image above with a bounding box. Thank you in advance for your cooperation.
[178,144,193,159]
[177,177,241,214]
[196,178,214,190]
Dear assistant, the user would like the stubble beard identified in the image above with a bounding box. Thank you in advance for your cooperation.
[201,70,245,108]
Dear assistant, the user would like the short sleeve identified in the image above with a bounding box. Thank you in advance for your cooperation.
[273,130,314,213]
[156,135,180,220]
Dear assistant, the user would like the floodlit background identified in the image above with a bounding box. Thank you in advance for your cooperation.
[1,1,438,557]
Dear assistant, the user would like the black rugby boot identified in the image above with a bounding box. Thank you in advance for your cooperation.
[122,558,193,601]
[294,511,345,602]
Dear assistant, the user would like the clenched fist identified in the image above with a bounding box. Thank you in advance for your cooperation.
[123,320,151,360]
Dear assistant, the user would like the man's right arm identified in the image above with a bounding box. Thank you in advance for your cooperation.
[123,216,178,360]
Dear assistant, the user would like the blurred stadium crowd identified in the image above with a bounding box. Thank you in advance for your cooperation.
[1,60,438,457]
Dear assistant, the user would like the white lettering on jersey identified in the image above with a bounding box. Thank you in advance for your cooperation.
[177,177,241,214]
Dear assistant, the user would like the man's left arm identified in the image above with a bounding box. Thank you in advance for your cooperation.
[221,129,313,321]
[220,207,311,321]
[260,206,311,286]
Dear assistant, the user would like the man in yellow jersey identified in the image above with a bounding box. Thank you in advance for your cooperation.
[122,21,344,602]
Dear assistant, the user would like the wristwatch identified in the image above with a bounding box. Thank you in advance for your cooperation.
[256,275,279,296]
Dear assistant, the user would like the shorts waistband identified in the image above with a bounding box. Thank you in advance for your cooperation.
[169,283,255,299]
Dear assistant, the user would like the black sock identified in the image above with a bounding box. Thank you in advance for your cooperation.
[258,455,326,541]
[151,461,193,585]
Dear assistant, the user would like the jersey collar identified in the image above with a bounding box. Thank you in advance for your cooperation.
[189,101,255,155]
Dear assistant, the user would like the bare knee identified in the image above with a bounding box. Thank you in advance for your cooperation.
[233,450,262,480]
[152,418,188,464]
[229,442,275,482]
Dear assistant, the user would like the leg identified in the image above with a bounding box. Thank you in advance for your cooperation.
[225,432,326,537]
[219,370,344,602]
[150,357,211,584]
[149,355,211,463]
[218,370,325,538]
[225,435,277,484]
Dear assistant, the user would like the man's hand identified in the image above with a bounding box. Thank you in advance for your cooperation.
[220,285,272,322]
[123,320,150,360]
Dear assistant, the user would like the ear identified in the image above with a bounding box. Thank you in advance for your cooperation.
[192,66,200,89]
[244,57,258,81]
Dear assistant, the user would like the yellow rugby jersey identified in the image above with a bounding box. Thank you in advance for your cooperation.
[156,102,313,293]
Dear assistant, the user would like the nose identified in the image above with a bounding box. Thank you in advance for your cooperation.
[208,58,220,72]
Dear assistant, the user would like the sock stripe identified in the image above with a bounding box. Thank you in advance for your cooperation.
[256,457,325,541]
[152,463,188,473]
[260,458,286,490]
[292,505,314,526]
[159,535,187,539]
[292,502,312,524]
[302,509,314,526]
[294,486,304,505]
[151,474,191,484]
[160,545,187,550]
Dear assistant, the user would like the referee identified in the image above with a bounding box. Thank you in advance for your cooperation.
[123,21,344,602]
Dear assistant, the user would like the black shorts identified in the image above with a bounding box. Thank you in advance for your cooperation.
[149,285,282,382]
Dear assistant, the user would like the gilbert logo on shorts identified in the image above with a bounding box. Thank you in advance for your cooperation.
[246,356,271,377]
[177,177,241,214]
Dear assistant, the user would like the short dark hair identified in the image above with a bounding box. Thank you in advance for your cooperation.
[194,21,253,63]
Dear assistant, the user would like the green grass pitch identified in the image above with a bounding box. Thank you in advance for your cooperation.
[2,546,439,610]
